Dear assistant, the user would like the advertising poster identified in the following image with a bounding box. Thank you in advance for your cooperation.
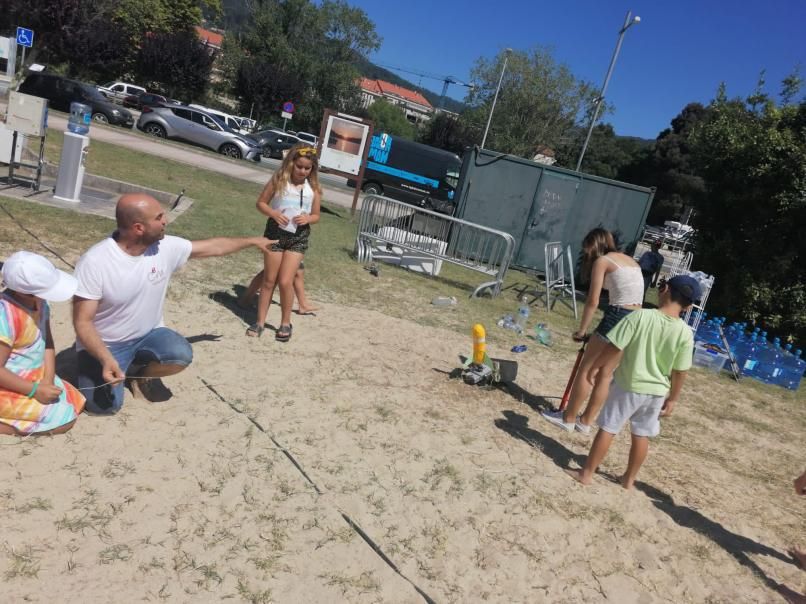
[319,115,370,176]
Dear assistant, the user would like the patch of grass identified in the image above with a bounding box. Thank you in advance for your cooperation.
[320,570,381,596]
[4,544,41,579]
[17,497,52,512]
[98,544,133,565]
[423,458,465,497]
[101,458,136,479]
[236,577,272,604]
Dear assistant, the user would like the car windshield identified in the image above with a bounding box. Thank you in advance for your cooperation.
[101,81,115,89]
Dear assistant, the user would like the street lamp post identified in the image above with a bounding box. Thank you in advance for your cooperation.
[575,10,640,172]
[481,48,512,149]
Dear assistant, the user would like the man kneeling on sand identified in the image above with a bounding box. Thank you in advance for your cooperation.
[73,193,274,414]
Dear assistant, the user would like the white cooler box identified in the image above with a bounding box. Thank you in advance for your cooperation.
[373,226,447,275]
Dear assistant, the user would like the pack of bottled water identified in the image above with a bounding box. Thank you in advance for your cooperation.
[691,313,804,390]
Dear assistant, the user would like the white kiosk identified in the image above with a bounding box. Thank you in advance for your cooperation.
[54,131,89,202]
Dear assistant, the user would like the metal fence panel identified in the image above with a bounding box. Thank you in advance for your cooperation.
[355,195,516,297]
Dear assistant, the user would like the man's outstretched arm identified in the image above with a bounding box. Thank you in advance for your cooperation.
[190,237,274,259]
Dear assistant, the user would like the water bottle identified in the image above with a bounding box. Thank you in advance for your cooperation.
[737,335,760,378]
[534,323,552,346]
[67,102,92,135]
[516,296,530,334]
[431,296,457,306]
[758,341,783,384]
[781,349,805,391]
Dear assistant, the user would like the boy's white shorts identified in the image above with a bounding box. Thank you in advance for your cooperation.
[597,381,666,437]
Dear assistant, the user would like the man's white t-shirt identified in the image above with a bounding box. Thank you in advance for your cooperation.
[74,235,192,349]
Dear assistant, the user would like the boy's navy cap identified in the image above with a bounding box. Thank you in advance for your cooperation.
[667,275,702,303]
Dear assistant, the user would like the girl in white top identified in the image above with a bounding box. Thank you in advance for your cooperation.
[542,228,644,433]
[248,144,322,341]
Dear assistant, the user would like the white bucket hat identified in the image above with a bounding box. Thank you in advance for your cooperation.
[1,251,77,302]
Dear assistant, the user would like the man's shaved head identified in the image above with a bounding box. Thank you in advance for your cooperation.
[116,193,160,229]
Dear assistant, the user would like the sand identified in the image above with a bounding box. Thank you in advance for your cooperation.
[1,284,804,603]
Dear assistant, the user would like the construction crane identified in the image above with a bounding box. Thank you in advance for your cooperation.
[374,62,474,110]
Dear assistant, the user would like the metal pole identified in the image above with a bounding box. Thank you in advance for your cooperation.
[481,48,511,149]
[575,11,640,172]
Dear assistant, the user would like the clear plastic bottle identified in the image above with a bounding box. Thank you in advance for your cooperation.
[534,323,552,346]
[431,296,457,306]
[516,296,530,334]
[67,102,92,135]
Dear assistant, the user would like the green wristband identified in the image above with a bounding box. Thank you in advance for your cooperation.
[27,381,39,398]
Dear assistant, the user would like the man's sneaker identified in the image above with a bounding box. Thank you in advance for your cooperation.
[541,409,575,432]
[574,418,592,435]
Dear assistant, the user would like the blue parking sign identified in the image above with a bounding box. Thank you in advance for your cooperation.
[16,27,34,48]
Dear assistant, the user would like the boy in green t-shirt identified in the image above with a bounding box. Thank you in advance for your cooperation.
[566,275,701,490]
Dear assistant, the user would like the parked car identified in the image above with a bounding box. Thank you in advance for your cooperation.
[18,73,134,128]
[136,105,262,161]
[123,92,167,110]
[296,131,319,145]
[237,117,257,132]
[187,104,250,134]
[98,81,146,104]
[248,130,301,159]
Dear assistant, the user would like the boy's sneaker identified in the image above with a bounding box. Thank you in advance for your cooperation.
[574,418,592,435]
[541,410,575,432]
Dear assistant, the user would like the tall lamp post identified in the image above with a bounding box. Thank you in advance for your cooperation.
[481,48,512,149]
[575,11,640,172]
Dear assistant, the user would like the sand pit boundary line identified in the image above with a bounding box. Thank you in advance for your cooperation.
[199,376,438,604]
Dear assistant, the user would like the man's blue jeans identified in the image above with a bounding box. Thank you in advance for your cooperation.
[78,327,193,414]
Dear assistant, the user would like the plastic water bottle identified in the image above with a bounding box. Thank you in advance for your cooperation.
[516,296,530,334]
[431,296,457,306]
[781,349,805,390]
[534,323,552,346]
[758,341,783,384]
[67,102,92,135]
[737,335,761,378]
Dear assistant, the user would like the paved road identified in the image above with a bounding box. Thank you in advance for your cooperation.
[47,114,362,210]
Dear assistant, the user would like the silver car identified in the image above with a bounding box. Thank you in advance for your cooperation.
[136,105,262,161]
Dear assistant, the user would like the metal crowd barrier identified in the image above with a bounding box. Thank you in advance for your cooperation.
[542,242,578,319]
[355,195,516,297]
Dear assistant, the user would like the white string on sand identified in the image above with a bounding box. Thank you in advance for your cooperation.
[77,376,152,391]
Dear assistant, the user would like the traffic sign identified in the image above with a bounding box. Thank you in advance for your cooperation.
[282,101,295,113]
[16,27,34,48]
[281,111,293,120]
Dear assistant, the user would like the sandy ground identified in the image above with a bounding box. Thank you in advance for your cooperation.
[1,280,804,603]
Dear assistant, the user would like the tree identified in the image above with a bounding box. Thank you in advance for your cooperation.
[223,0,380,131]
[418,113,478,154]
[555,123,648,180]
[365,100,415,138]
[461,47,597,157]
[688,79,806,341]
[135,30,215,101]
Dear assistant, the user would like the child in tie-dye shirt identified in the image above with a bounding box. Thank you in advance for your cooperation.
[0,251,85,435]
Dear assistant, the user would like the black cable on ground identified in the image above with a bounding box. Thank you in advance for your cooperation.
[0,202,76,269]
[200,376,437,604]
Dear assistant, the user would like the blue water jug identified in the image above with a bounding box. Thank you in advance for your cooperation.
[781,349,805,391]
[67,102,92,135]
[737,335,761,378]
[758,342,783,385]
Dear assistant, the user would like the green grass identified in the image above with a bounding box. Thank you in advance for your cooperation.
[7,126,583,350]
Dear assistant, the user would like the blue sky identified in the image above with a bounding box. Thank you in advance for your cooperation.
[348,0,806,139]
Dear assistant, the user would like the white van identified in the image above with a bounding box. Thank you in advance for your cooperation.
[98,81,146,104]
[188,104,249,134]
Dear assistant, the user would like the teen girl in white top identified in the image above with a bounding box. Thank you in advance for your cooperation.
[542,228,644,433]
[248,144,322,342]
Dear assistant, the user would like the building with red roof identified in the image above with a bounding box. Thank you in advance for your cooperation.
[196,26,223,52]
[359,77,434,125]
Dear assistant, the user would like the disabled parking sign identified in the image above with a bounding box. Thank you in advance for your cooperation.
[16,27,34,48]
